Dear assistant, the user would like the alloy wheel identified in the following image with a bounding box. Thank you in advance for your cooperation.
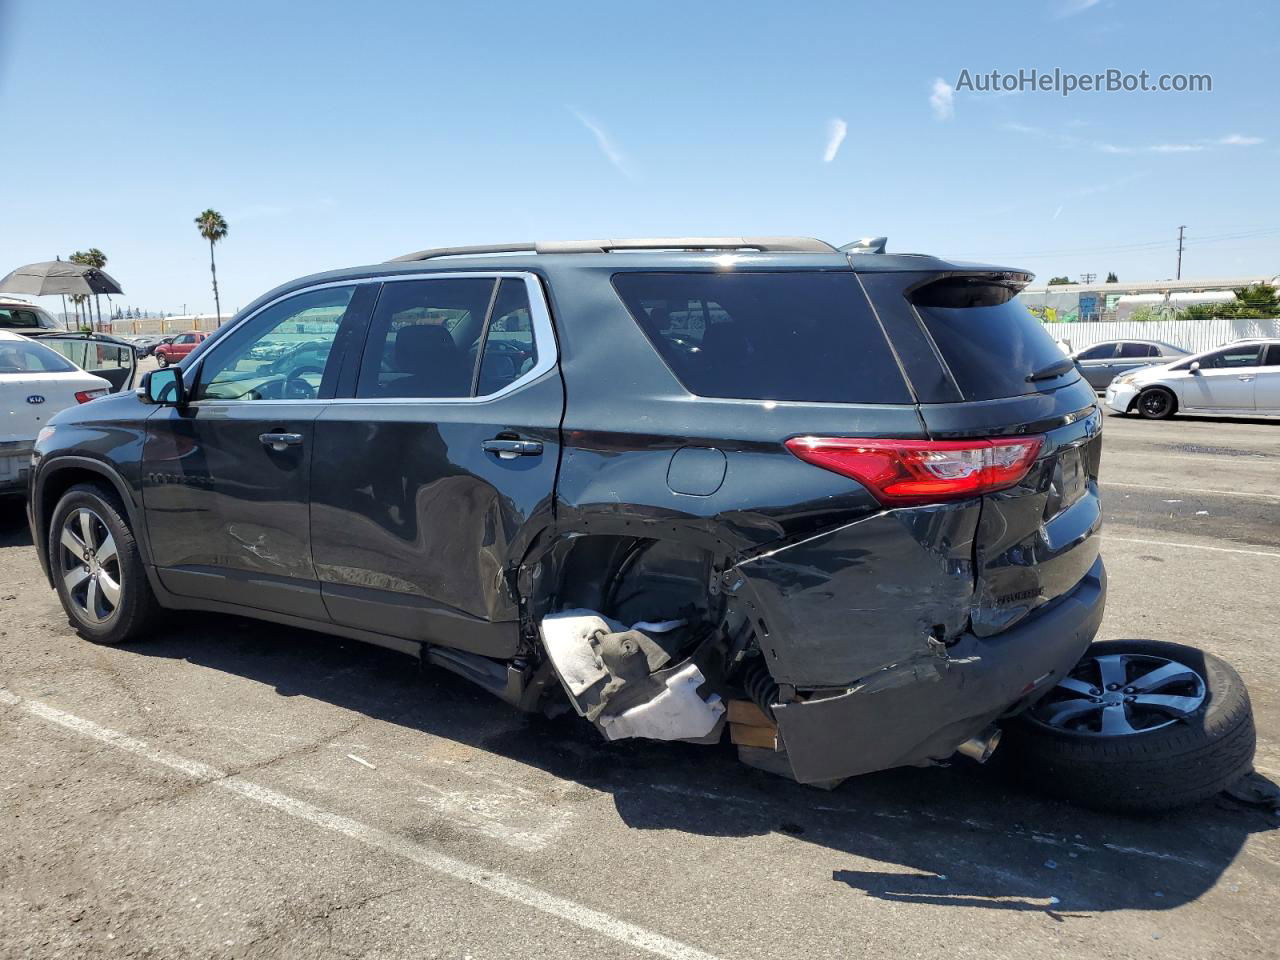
[1029,652,1207,736]
[58,507,122,624]
[1139,390,1170,417]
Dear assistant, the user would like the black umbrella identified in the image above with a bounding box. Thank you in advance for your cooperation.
[0,260,125,297]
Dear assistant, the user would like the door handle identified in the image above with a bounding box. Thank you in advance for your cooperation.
[260,432,303,451]
[482,438,543,459]
[1237,376,1255,382]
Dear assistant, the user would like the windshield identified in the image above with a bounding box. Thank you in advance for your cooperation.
[0,338,79,374]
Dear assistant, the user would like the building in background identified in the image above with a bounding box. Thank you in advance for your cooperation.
[1019,276,1279,323]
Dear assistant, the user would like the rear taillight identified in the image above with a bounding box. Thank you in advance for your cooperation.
[74,389,108,404]
[785,435,1045,507]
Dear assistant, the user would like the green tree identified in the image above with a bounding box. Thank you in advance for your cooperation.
[1047,276,1071,285]
[194,209,229,325]
[1105,272,1118,283]
[69,248,108,330]
[1178,283,1279,321]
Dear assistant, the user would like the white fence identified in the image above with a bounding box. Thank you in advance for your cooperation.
[1043,316,1280,354]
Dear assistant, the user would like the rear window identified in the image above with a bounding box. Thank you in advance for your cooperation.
[611,272,911,403]
[911,278,1076,401]
[0,339,78,374]
[0,307,49,329]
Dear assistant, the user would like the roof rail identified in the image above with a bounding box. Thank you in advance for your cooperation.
[387,236,838,262]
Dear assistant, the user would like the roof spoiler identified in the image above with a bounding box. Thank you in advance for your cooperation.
[840,237,888,254]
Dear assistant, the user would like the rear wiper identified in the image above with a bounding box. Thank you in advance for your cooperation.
[1026,357,1076,382]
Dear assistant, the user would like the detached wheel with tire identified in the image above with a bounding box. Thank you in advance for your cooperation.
[1001,640,1255,813]
[1136,386,1176,419]
[49,484,159,645]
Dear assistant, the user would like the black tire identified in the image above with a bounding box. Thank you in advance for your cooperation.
[156,353,169,368]
[1001,639,1255,814]
[49,483,159,645]
[1136,386,1176,420]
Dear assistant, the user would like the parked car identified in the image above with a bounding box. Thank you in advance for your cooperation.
[116,333,168,358]
[1071,338,1189,390]
[153,331,206,366]
[1105,338,1280,418]
[0,297,63,332]
[0,330,121,496]
[25,237,1254,812]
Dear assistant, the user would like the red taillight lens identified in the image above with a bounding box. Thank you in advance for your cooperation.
[785,435,1045,506]
[74,389,108,404]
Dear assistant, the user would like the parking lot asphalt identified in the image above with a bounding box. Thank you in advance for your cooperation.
[1,411,1277,960]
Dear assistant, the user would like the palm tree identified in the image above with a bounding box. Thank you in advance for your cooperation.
[70,248,108,330]
[194,209,229,326]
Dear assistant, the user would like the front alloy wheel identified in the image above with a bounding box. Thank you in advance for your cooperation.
[57,507,123,624]
[1137,387,1175,419]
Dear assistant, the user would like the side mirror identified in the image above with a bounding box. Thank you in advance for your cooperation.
[142,367,187,406]
[1189,361,1201,374]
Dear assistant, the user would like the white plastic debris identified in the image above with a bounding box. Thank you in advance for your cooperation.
[539,609,616,708]
[598,662,725,742]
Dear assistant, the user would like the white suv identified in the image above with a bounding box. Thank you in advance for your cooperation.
[1104,338,1280,419]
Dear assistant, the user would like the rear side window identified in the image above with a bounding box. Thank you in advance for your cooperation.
[911,278,1074,401]
[1264,344,1280,367]
[611,272,911,403]
[0,339,78,373]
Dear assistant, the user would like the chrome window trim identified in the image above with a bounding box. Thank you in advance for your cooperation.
[186,271,557,406]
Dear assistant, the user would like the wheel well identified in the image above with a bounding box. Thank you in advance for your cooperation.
[36,467,134,575]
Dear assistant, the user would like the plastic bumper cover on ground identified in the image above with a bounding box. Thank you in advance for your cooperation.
[770,557,1107,784]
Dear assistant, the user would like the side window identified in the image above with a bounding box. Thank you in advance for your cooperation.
[1201,346,1262,369]
[1263,344,1280,367]
[194,286,356,401]
[356,277,495,399]
[475,278,536,396]
[1076,343,1117,360]
[1118,342,1155,358]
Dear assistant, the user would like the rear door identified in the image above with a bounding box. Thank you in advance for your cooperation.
[309,273,562,658]
[1256,344,1280,413]
[37,336,136,392]
[142,284,375,618]
[862,271,1103,637]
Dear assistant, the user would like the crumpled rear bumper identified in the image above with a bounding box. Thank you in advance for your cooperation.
[769,557,1106,784]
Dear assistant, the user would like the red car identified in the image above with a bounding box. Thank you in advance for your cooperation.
[154,331,206,367]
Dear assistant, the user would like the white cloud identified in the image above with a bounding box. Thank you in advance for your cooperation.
[1218,134,1264,146]
[1055,0,1101,18]
[822,118,848,163]
[570,109,635,180]
[929,78,955,121]
[1148,143,1206,153]
[1052,205,1064,221]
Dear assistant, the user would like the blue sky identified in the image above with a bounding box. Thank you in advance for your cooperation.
[1,0,1277,314]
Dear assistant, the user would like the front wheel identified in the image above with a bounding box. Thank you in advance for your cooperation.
[49,484,159,645]
[1000,640,1255,813]
[156,352,169,368]
[1136,386,1176,419]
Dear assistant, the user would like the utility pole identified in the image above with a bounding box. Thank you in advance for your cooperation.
[1176,225,1186,280]
[1079,272,1096,285]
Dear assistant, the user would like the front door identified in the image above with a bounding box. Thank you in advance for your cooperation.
[1178,344,1261,410]
[1254,343,1280,413]
[309,274,562,657]
[142,283,374,619]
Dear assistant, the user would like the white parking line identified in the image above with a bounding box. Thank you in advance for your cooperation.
[0,688,723,960]
[1106,536,1280,559]
[1103,480,1280,501]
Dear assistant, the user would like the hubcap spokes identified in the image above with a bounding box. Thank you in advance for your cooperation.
[1031,653,1206,736]
[58,508,121,624]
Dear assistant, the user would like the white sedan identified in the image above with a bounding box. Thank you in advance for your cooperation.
[1,330,113,495]
[1104,338,1280,419]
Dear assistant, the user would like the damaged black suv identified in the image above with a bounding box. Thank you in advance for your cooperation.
[30,236,1121,795]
